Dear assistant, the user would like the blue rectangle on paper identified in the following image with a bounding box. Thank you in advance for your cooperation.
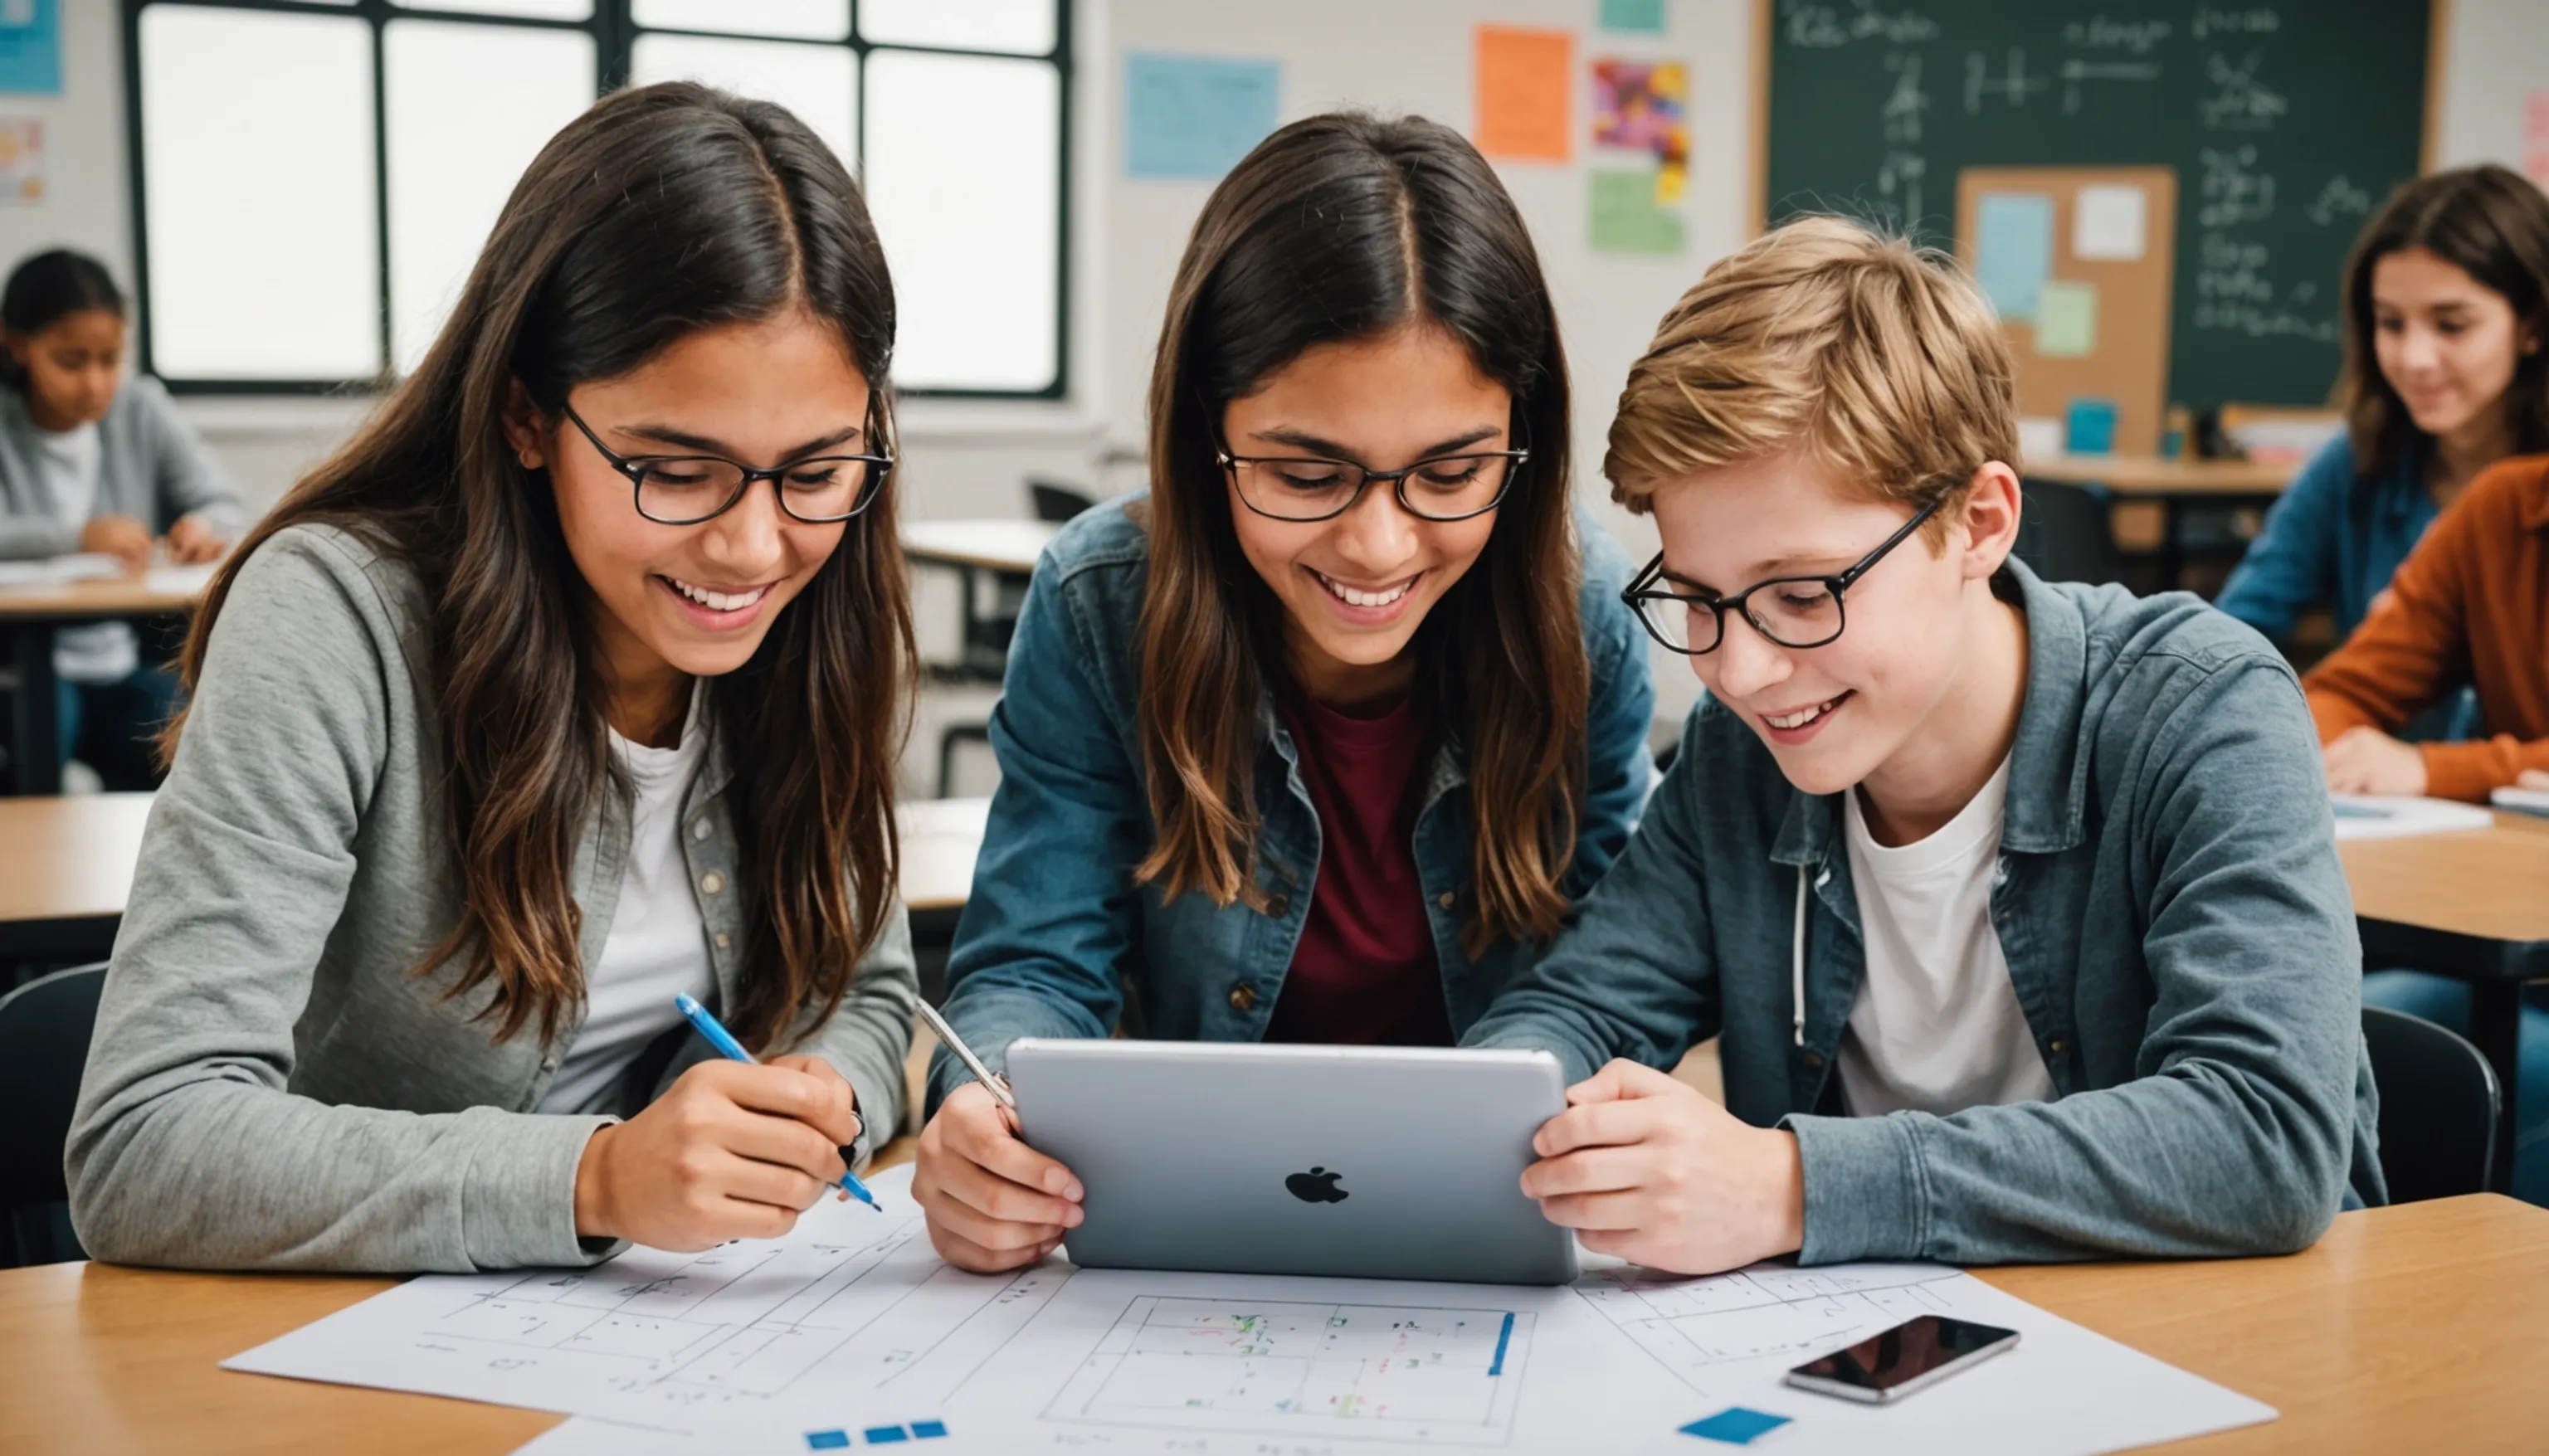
[806,1434,850,1452]
[1681,1407,1793,1445]
[1601,0,1669,32]
[910,1422,949,1440]
[1489,1312,1516,1376]
[1124,52,1279,180]
[1973,192,2054,320]
[863,1427,909,1445]
[0,0,61,96]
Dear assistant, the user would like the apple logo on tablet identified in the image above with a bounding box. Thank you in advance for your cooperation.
[1285,1167,1349,1204]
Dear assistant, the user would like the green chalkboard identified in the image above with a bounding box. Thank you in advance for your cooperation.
[1764,1,2431,410]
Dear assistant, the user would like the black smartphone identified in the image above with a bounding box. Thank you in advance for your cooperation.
[1781,1315,2021,1404]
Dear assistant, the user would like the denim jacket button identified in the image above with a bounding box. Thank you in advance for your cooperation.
[1436,892,1456,909]
[699,871,725,895]
[1802,1049,1825,1069]
[2049,1039,2067,1056]
[1229,984,1259,1011]
[1265,894,1290,918]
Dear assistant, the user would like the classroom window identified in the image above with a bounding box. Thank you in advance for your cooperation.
[124,1,1071,398]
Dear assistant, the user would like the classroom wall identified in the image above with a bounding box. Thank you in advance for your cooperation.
[2433,0,2549,174]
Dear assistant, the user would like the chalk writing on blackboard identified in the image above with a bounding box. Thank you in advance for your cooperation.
[1883,52,1928,142]
[1781,2,1942,49]
[1966,49,2051,113]
[2190,7,2279,41]
[2304,175,2373,228]
[2201,51,2287,131]
[2062,61,2161,116]
[2196,146,2274,228]
[2064,17,2170,54]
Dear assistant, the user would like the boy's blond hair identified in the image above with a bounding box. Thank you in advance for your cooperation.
[1604,215,2019,540]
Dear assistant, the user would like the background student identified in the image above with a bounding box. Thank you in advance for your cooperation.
[1464,217,2378,1274]
[68,84,917,1273]
[0,249,246,788]
[2215,165,2549,665]
[911,113,1655,1274]
[2303,451,2549,1202]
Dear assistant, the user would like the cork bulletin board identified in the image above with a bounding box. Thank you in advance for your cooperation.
[1955,167,2177,458]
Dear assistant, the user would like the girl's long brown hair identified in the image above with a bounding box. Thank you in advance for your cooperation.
[165,84,914,1052]
[2338,164,2549,481]
[1135,113,1588,957]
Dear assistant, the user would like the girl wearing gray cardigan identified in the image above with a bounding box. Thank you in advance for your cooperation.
[67,84,919,1273]
[0,250,246,788]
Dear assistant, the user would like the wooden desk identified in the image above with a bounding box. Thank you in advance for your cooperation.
[2,1191,2538,1454]
[2340,811,2549,1191]
[899,519,1061,577]
[0,566,212,797]
[0,793,985,966]
[0,792,153,964]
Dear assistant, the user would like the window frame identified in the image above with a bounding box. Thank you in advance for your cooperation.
[119,0,1075,401]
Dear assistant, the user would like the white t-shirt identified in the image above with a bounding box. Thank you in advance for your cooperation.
[1835,756,2055,1118]
[539,686,718,1114]
[32,421,138,685]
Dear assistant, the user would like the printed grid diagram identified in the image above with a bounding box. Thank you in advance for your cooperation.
[1042,1297,1534,1448]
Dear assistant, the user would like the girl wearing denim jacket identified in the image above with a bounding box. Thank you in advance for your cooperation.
[914,114,1655,1273]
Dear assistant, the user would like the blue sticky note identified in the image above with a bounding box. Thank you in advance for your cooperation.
[1681,1406,1793,1445]
[0,0,61,96]
[1972,192,2054,320]
[805,1434,850,1452]
[1124,52,1280,180]
[1601,0,1669,31]
[863,1428,909,1445]
[910,1421,949,1440]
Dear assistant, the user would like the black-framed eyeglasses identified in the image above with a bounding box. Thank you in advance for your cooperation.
[1623,497,1944,655]
[1215,439,1528,523]
[560,402,894,526]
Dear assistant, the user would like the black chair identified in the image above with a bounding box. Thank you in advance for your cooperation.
[2015,479,2123,587]
[0,962,105,1266]
[1029,480,1097,523]
[934,481,1099,797]
[2363,1004,2502,1203]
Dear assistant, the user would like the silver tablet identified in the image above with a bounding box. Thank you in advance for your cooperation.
[1005,1040,1578,1286]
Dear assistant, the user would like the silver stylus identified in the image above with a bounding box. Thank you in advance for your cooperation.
[915,997,1016,1110]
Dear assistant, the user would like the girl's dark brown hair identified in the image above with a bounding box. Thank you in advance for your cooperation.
[2338,163,2549,480]
[166,82,914,1052]
[1138,112,1586,957]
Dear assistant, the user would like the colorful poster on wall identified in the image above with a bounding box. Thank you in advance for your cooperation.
[2526,90,2549,192]
[1590,170,1683,255]
[0,117,41,204]
[1600,0,1669,33]
[1123,52,1279,180]
[1474,26,1571,163]
[0,0,60,97]
[1591,58,1689,202]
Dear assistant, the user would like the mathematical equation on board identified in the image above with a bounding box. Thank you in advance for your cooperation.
[1777,1,2371,349]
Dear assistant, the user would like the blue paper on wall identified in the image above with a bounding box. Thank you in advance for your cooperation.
[1124,52,1279,180]
[0,0,61,97]
[1600,0,1669,32]
[1972,192,2054,320]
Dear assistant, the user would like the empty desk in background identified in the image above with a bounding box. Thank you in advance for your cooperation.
[2,1191,2539,1454]
[2340,811,2549,1193]
[900,521,1063,796]
[2021,454,2297,591]
[0,567,215,797]
[0,794,987,980]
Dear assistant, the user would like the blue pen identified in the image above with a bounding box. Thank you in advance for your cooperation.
[674,992,880,1212]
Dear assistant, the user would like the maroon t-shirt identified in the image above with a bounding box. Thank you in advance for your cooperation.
[1265,690,1454,1047]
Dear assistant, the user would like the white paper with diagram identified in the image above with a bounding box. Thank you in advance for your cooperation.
[226,1165,2274,1455]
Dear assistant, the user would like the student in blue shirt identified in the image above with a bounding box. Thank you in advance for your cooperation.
[1462,217,2378,1273]
[910,114,1655,1273]
[2216,165,2549,652]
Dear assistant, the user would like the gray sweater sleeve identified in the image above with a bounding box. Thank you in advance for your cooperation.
[66,530,613,1273]
[127,376,248,538]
